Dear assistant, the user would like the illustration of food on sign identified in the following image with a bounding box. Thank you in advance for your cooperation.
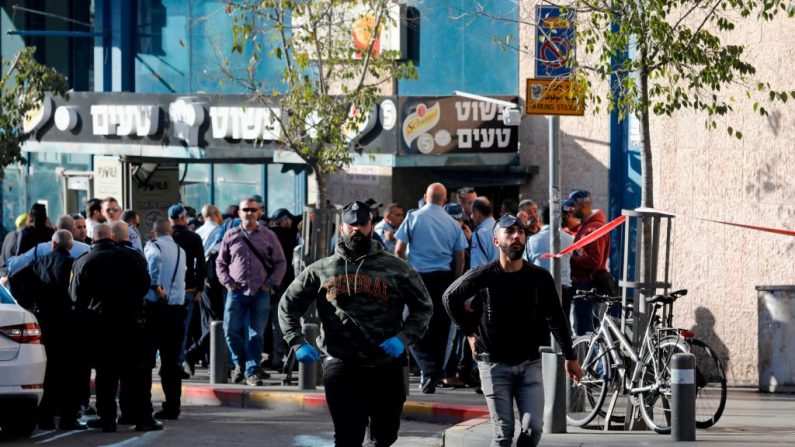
[352,13,380,56]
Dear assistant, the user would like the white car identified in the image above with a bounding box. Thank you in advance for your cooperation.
[0,285,46,436]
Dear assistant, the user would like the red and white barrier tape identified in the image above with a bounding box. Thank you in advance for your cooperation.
[539,210,794,259]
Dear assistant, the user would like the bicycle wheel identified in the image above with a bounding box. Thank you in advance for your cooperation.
[638,338,687,434]
[690,339,727,428]
[567,335,610,427]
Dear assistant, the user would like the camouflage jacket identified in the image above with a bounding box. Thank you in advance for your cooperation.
[279,239,432,366]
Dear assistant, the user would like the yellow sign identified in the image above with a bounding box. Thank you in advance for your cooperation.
[525,79,585,116]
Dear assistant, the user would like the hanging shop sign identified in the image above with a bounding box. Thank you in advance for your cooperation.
[398,96,519,155]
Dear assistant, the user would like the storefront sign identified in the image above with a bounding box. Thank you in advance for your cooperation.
[29,93,286,152]
[398,96,519,155]
[93,156,125,205]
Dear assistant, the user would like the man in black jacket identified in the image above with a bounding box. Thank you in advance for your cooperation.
[168,204,207,376]
[9,230,85,431]
[443,215,582,447]
[70,224,162,433]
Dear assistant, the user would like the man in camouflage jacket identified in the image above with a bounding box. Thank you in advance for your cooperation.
[279,201,432,447]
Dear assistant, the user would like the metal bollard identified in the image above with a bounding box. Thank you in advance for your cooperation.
[671,353,696,441]
[542,351,567,433]
[298,323,319,390]
[209,320,228,384]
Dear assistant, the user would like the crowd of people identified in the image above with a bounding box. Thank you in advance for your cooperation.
[0,182,613,446]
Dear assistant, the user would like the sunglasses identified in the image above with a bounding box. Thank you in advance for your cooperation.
[105,207,120,213]
[241,208,259,213]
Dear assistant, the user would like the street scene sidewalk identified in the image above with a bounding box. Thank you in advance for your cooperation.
[443,389,795,447]
[170,369,794,446]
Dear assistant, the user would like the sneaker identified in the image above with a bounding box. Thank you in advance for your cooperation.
[231,366,245,384]
[135,419,164,432]
[80,404,97,416]
[253,369,271,380]
[245,375,263,386]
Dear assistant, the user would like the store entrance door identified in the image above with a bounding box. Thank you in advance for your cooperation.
[61,171,93,215]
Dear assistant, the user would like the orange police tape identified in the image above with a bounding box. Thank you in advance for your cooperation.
[539,215,626,259]
[539,211,795,259]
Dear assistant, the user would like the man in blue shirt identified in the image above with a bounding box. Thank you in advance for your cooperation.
[525,205,574,326]
[6,215,90,275]
[469,197,499,269]
[395,183,467,393]
[142,218,187,421]
[373,203,405,254]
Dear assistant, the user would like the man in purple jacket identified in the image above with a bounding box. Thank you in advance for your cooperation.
[216,197,287,386]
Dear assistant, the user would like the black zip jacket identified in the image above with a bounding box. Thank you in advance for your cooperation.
[172,224,206,291]
[443,260,576,364]
[9,248,74,323]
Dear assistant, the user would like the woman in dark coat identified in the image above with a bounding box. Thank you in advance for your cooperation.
[15,203,54,256]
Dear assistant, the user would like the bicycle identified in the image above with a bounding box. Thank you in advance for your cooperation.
[566,289,690,434]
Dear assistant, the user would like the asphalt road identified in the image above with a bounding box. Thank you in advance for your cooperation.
[1,406,444,447]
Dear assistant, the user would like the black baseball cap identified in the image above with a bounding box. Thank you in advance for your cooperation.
[342,201,373,225]
[493,214,527,235]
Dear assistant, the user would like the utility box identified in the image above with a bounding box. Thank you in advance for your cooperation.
[757,285,795,393]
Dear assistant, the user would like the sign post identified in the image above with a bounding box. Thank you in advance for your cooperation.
[534,4,577,435]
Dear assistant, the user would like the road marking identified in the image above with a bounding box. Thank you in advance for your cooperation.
[99,431,164,447]
[293,435,333,446]
[30,430,56,439]
[35,430,80,444]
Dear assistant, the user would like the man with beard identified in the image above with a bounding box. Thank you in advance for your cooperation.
[279,201,433,447]
[216,197,286,386]
[443,214,582,447]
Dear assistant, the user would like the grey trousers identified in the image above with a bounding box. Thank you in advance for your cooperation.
[478,359,544,447]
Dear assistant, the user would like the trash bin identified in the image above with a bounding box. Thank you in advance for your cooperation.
[757,285,795,393]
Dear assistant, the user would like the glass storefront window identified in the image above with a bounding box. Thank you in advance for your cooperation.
[268,164,298,215]
[179,163,210,210]
[1,164,27,235]
[214,164,261,211]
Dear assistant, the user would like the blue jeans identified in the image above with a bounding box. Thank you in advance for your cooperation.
[179,292,196,365]
[223,289,270,377]
[478,360,544,447]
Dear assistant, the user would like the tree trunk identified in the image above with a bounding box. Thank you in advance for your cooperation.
[638,51,655,302]
[311,168,333,262]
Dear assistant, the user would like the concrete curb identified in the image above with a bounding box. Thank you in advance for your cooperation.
[150,383,490,425]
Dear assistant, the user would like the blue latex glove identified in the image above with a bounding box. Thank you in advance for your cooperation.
[379,336,405,358]
[295,343,319,363]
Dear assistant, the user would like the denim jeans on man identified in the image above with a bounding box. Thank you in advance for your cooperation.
[223,289,270,377]
[179,291,196,364]
[478,359,544,447]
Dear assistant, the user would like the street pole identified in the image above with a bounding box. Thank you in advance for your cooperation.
[544,114,567,434]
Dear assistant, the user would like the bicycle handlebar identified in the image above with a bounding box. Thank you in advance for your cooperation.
[574,288,621,303]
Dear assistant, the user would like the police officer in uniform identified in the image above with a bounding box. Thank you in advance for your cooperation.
[394,183,467,393]
[70,224,162,432]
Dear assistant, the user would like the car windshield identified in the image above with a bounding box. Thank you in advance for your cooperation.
[0,286,16,304]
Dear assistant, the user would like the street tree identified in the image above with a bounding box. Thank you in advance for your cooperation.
[454,0,795,293]
[224,0,416,259]
[0,47,68,227]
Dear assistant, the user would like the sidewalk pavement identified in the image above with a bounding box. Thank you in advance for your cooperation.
[154,366,490,425]
[161,367,795,446]
[443,388,795,447]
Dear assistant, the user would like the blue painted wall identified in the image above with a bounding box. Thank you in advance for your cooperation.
[399,1,518,96]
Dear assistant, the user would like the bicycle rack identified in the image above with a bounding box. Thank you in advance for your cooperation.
[608,208,676,431]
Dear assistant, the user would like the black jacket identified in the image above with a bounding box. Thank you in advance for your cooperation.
[70,239,150,328]
[9,248,74,323]
[443,260,576,364]
[16,226,55,256]
[172,225,206,291]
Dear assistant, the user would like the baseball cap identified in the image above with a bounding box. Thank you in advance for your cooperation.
[251,194,264,205]
[493,214,527,234]
[168,203,187,219]
[364,198,382,210]
[15,213,28,229]
[444,203,464,220]
[341,201,373,225]
[562,198,576,213]
[568,189,591,203]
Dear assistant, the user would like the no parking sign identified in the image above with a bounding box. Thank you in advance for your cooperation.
[536,5,576,78]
